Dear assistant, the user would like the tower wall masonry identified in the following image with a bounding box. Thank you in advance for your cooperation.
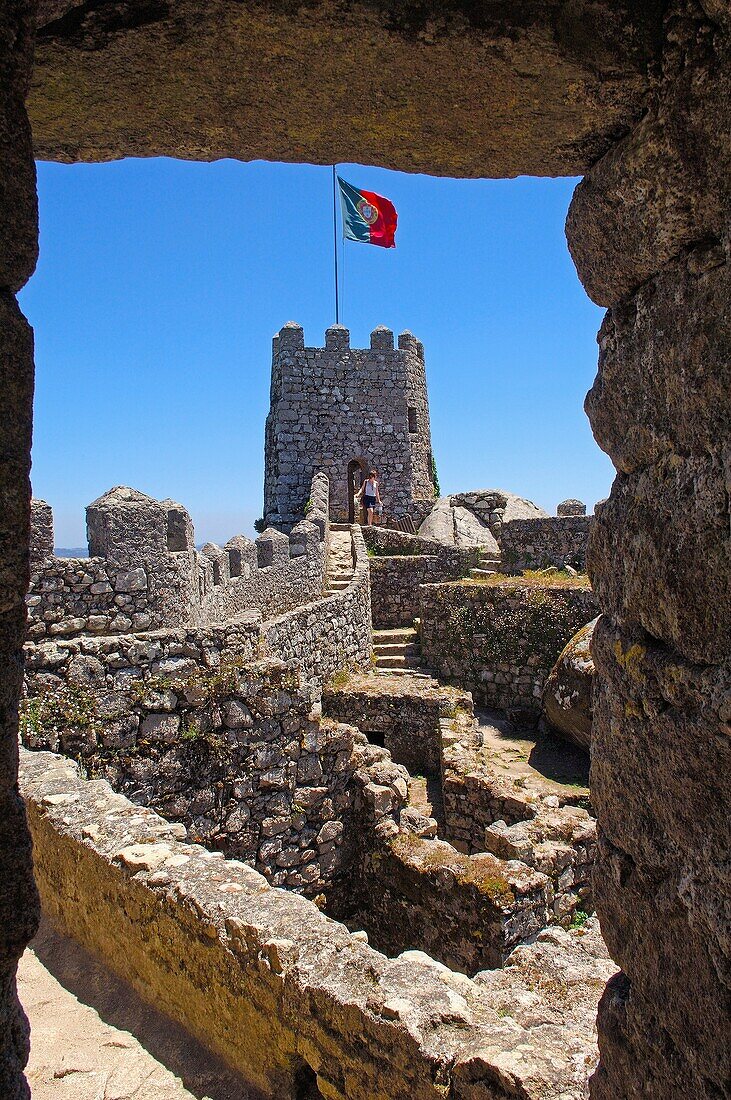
[264,323,436,530]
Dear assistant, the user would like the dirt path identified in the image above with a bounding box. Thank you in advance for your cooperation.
[19,917,260,1100]
[476,708,590,804]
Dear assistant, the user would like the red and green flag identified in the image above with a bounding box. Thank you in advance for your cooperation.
[337,176,397,249]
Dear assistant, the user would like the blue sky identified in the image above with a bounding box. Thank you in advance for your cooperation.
[20,158,613,547]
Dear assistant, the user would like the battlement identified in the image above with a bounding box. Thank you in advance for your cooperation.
[265,322,436,530]
[272,321,424,360]
[27,472,330,640]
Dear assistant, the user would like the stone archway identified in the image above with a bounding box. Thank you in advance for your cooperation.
[347,459,366,525]
[1,3,729,1098]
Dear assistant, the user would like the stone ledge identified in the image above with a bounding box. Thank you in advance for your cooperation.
[20,746,616,1100]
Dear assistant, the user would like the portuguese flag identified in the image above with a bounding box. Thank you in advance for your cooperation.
[338,176,398,249]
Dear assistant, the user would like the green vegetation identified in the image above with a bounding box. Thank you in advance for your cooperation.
[254,517,266,533]
[569,908,591,929]
[431,454,441,497]
[20,682,103,745]
[327,667,351,690]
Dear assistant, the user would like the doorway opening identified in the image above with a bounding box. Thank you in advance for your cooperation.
[347,459,365,524]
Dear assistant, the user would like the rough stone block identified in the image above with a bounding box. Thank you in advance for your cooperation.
[587,451,730,664]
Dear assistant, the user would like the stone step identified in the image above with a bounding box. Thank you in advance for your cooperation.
[373,642,421,657]
[373,628,418,643]
[330,522,351,531]
[375,654,423,670]
[469,568,497,579]
[478,555,501,566]
[328,581,351,591]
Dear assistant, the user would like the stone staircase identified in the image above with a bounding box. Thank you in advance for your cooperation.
[326,523,355,593]
[468,547,502,580]
[373,624,431,677]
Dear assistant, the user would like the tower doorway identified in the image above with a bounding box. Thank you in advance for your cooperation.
[347,460,364,524]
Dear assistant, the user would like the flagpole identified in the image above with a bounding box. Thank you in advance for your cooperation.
[331,165,340,325]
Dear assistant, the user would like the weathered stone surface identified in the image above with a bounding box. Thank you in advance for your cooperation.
[588,451,730,666]
[586,240,730,474]
[0,1,37,292]
[419,498,496,550]
[30,1,664,178]
[0,277,39,1100]
[557,498,586,517]
[589,615,731,1100]
[567,2,730,306]
[421,491,548,550]
[21,746,614,1100]
[543,617,597,751]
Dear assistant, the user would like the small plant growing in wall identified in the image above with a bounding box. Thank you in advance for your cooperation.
[254,517,266,533]
[431,454,441,497]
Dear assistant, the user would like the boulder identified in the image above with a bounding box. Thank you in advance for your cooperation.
[542,617,598,751]
[418,497,499,552]
[418,490,547,551]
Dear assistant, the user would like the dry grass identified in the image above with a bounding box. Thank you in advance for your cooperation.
[461,569,591,590]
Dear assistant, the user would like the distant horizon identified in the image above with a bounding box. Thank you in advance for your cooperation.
[21,158,614,545]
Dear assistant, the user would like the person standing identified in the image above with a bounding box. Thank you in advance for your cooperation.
[356,468,381,526]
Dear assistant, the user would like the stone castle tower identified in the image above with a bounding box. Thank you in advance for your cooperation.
[264,322,437,529]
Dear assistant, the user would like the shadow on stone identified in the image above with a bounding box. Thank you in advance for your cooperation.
[30,914,264,1100]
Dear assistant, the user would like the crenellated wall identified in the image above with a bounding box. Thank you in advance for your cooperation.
[264,323,436,530]
[26,473,330,640]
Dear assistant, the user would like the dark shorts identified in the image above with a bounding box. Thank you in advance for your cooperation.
[363,495,377,510]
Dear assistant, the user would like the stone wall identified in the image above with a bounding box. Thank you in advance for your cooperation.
[26,473,330,640]
[499,517,593,574]
[439,707,595,924]
[353,830,552,975]
[21,745,618,1100]
[323,673,472,776]
[22,645,368,897]
[362,526,476,629]
[0,3,40,1095]
[420,580,598,718]
[264,323,436,530]
[324,672,596,933]
[263,526,372,686]
[565,5,731,1097]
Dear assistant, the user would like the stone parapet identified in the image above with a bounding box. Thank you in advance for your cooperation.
[26,472,330,640]
[264,525,372,686]
[20,745,617,1100]
[499,516,592,574]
